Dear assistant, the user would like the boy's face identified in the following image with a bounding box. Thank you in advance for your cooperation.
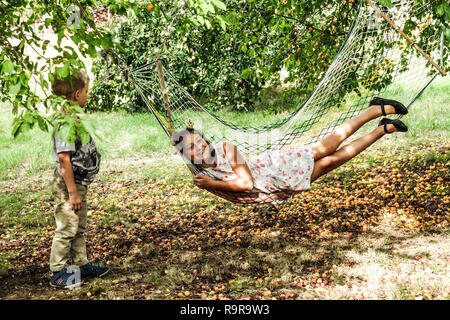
[74,85,89,108]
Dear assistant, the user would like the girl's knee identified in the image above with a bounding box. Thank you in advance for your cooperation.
[311,156,337,181]
[319,156,335,170]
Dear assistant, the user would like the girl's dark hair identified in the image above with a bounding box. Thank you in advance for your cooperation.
[171,127,215,167]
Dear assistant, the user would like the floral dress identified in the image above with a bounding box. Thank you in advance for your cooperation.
[205,141,315,193]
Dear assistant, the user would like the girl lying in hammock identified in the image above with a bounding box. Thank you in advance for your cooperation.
[171,98,408,203]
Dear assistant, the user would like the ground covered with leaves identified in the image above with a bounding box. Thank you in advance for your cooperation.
[0,141,448,300]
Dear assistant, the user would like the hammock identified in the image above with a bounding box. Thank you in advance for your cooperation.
[129,0,446,204]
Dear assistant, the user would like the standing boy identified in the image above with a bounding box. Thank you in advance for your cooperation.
[49,70,108,288]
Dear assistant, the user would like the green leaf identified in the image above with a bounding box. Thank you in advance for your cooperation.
[11,119,22,138]
[379,0,392,8]
[9,82,21,95]
[68,125,76,143]
[59,124,70,142]
[86,44,96,58]
[24,113,33,124]
[188,17,200,26]
[12,104,18,115]
[56,64,70,79]
[212,0,226,11]
[197,15,205,25]
[71,104,85,114]
[206,1,215,14]
[40,74,49,89]
[216,15,227,30]
[48,72,54,84]
[445,27,450,42]
[80,131,90,144]
[64,115,76,124]
[21,122,31,134]
[37,117,48,132]
[1,60,14,75]
[444,4,450,21]
[101,36,114,50]
[71,34,80,45]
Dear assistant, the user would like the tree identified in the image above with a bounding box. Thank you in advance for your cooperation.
[1,0,448,141]
[0,0,228,142]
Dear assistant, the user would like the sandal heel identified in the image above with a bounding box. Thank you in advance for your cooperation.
[378,118,408,133]
[370,97,408,115]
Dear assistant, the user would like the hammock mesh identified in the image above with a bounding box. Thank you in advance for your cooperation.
[129,0,446,204]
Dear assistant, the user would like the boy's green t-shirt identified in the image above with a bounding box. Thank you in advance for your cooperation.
[52,130,101,186]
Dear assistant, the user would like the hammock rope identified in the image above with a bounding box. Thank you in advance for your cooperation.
[129,0,446,204]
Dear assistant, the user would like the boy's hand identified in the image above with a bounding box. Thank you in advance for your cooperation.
[69,191,83,211]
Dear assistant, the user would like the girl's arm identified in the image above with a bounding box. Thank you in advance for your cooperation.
[193,141,254,192]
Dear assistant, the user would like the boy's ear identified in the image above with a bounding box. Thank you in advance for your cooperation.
[73,89,80,101]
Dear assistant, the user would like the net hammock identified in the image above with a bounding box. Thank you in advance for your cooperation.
[128,0,447,204]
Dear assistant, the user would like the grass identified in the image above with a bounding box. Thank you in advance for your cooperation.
[0,76,448,183]
[0,76,448,300]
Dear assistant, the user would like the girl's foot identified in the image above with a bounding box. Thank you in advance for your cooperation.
[378,118,408,133]
[370,97,408,116]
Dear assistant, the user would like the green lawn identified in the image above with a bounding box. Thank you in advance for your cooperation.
[0,76,448,183]
[0,75,448,300]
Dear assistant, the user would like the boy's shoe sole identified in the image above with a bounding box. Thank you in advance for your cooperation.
[49,281,81,289]
[98,268,110,277]
[80,267,110,279]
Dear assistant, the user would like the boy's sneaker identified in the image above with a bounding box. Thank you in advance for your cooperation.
[50,268,82,289]
[80,263,109,279]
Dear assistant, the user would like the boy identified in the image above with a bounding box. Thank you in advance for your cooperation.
[49,70,108,288]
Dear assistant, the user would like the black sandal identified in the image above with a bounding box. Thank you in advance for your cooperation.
[378,118,408,133]
[370,97,408,116]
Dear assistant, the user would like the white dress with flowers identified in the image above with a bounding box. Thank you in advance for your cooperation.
[205,141,315,194]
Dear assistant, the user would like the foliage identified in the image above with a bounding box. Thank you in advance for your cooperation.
[0,0,230,141]
[89,0,358,112]
[0,0,114,142]
[91,0,449,114]
[0,0,449,139]
[89,0,260,112]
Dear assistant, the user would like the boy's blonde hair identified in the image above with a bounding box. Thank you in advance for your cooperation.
[51,70,89,99]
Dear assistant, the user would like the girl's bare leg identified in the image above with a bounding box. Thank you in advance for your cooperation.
[310,124,397,182]
[311,104,395,161]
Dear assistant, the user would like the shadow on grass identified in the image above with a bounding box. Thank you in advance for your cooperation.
[0,140,448,299]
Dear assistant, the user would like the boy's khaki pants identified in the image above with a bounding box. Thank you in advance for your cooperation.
[49,169,89,272]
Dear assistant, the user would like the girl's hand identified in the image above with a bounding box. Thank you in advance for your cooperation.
[69,191,83,211]
[193,174,214,189]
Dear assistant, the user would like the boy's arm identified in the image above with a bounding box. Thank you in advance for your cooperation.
[58,152,83,211]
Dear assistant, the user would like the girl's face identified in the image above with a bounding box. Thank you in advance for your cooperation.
[188,133,214,165]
